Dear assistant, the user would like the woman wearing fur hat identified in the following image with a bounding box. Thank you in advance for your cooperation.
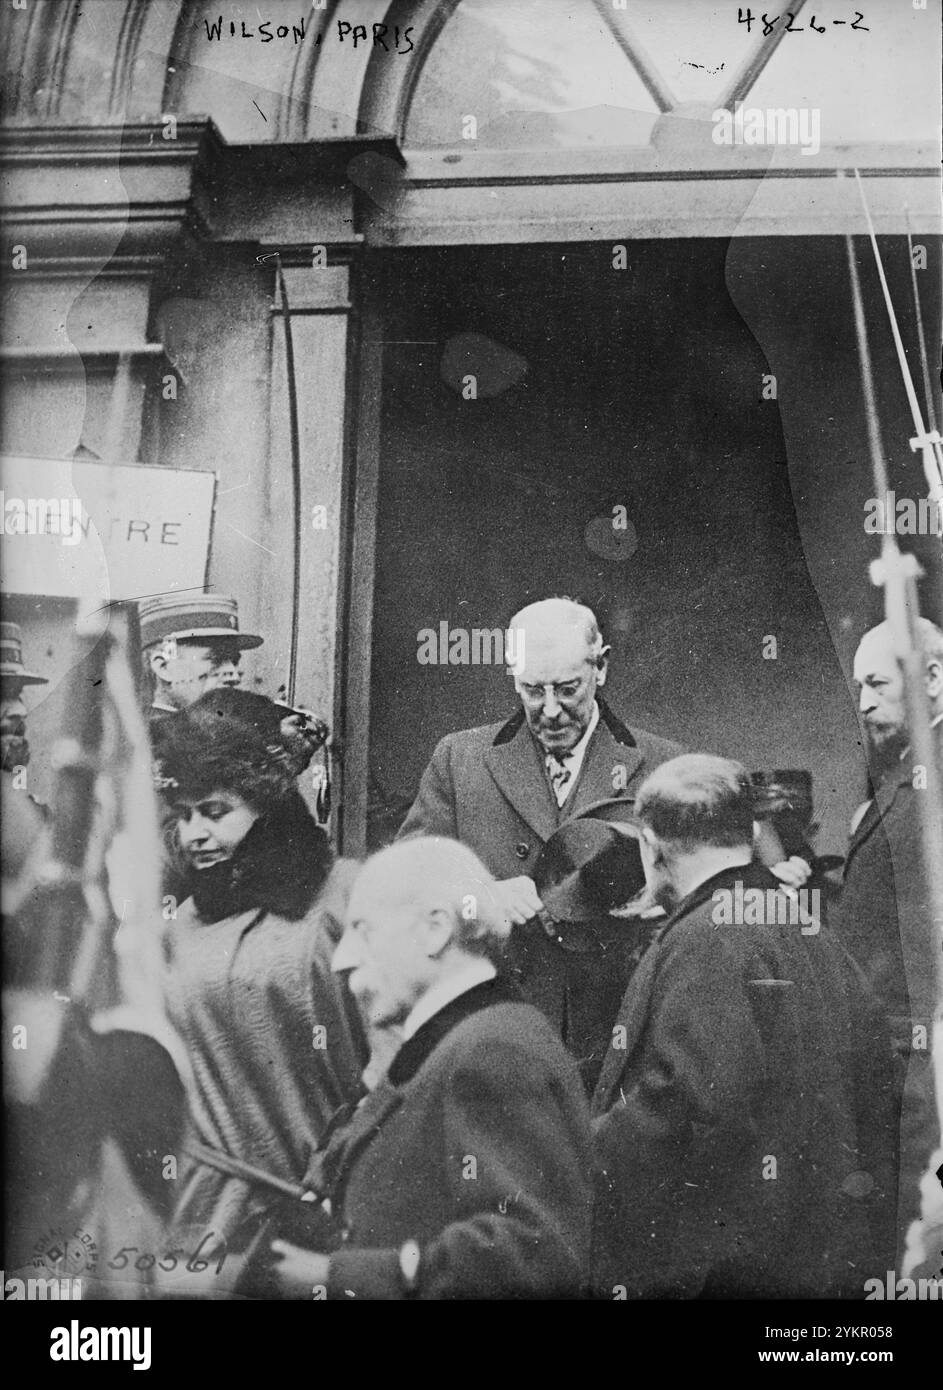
[152,690,367,1296]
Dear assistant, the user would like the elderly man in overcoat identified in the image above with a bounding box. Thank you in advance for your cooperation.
[835,618,943,1269]
[398,597,683,1061]
[270,836,594,1299]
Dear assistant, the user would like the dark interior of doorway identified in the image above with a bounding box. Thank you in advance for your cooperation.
[365,238,941,855]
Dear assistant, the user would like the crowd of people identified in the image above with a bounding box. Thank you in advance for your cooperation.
[2,590,941,1300]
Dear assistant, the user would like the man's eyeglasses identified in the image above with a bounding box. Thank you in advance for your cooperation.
[516,678,586,703]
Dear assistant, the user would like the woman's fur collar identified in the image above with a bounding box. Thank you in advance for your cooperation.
[182,790,334,923]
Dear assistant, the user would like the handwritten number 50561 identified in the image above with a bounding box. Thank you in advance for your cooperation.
[106,1239,226,1275]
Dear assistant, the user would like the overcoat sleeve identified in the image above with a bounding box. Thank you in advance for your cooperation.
[326,1032,593,1299]
[396,736,459,841]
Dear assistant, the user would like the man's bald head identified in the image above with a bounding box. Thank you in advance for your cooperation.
[508,598,603,658]
[853,618,943,772]
[855,619,943,673]
[508,597,610,756]
[352,837,508,952]
[335,837,509,1027]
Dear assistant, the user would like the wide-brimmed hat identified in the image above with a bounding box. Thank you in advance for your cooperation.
[138,593,263,651]
[0,622,49,686]
[534,799,646,923]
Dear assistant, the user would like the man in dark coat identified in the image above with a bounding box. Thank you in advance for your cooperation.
[398,597,683,1062]
[270,837,594,1300]
[834,619,943,1266]
[591,754,896,1300]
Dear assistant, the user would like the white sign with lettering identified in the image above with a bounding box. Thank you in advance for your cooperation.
[0,455,216,603]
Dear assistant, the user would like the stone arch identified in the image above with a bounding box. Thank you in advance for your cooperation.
[277,0,464,142]
[2,0,187,124]
[4,0,83,120]
[116,0,185,120]
[356,0,462,141]
[161,1,340,143]
[2,0,462,148]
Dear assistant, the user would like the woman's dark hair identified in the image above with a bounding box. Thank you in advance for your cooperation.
[153,689,296,811]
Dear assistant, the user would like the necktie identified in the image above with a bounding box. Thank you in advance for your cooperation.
[547,755,572,806]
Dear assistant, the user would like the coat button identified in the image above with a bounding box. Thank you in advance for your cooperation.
[515,842,530,860]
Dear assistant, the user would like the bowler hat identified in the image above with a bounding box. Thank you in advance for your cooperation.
[0,622,49,686]
[534,804,646,923]
[138,593,263,651]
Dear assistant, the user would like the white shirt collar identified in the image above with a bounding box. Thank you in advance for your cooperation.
[401,958,497,1042]
[545,699,600,770]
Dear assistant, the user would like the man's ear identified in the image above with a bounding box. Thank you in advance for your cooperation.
[595,644,612,687]
[424,906,455,959]
[148,648,170,685]
[639,824,667,871]
[925,657,943,702]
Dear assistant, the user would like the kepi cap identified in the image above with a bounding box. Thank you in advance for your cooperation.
[138,593,263,651]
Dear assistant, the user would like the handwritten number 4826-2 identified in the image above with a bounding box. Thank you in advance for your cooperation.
[737,9,869,30]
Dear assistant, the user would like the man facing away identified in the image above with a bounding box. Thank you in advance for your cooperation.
[398,596,683,1068]
[591,755,896,1299]
[270,836,594,1300]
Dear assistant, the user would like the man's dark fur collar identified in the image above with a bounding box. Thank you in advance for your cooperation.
[388,975,522,1086]
[186,789,333,923]
[491,696,637,749]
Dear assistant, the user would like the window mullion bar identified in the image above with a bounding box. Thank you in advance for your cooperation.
[717,0,810,110]
[588,0,676,114]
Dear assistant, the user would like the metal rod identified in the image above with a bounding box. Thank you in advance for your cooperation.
[905,207,940,437]
[590,0,675,114]
[844,231,891,499]
[853,169,943,495]
[717,0,809,111]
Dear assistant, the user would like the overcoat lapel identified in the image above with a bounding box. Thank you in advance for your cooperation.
[484,721,559,843]
[321,1082,403,1195]
[844,770,907,872]
[567,718,642,818]
[484,702,644,839]
[322,979,520,1195]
